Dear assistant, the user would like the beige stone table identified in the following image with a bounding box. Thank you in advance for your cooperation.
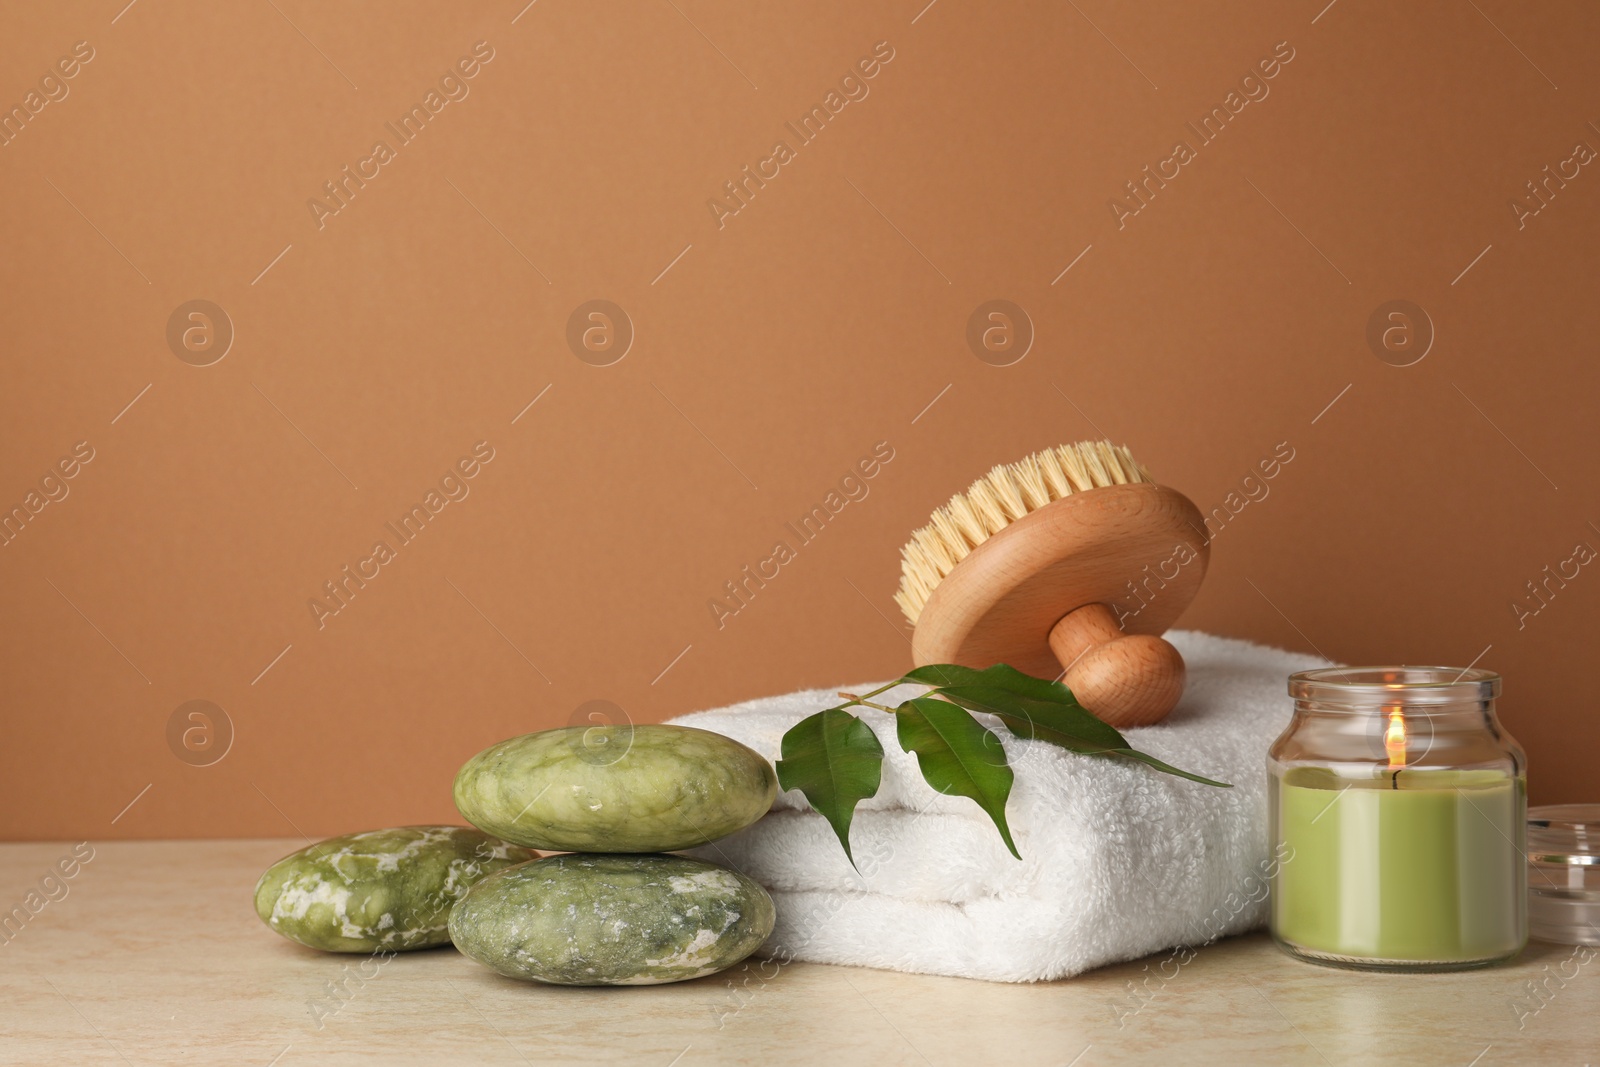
[1,840,1594,1065]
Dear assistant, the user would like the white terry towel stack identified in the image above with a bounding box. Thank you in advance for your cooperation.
[668,631,1328,983]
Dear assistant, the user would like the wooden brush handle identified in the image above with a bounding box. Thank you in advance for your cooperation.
[1047,603,1185,727]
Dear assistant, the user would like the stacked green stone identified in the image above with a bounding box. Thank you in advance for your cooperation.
[449,724,778,985]
[253,826,533,952]
[250,724,778,987]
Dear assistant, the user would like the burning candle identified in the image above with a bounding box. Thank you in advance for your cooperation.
[1384,707,1406,773]
[1269,667,1527,971]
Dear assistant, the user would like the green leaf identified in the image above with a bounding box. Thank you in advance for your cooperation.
[901,663,995,689]
[936,683,1231,789]
[894,696,1021,859]
[775,708,884,866]
[902,662,1075,704]
[1102,749,1233,788]
[935,685,1127,752]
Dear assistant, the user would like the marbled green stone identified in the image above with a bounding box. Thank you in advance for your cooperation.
[253,826,532,952]
[449,853,775,985]
[453,724,777,852]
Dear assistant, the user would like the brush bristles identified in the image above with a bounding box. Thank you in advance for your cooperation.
[893,440,1153,625]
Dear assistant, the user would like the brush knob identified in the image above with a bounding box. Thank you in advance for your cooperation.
[1048,603,1185,727]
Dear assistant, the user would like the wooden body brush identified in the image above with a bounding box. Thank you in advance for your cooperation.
[895,441,1209,727]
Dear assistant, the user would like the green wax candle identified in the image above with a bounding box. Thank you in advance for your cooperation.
[1271,767,1527,967]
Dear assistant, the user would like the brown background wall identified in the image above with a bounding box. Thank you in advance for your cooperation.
[3,0,1596,841]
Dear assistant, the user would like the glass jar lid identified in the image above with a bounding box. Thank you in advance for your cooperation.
[1288,666,1501,707]
[1528,804,1600,867]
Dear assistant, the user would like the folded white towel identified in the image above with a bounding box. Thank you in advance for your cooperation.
[668,631,1328,983]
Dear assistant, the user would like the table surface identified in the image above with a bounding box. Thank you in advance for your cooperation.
[2,840,1594,1066]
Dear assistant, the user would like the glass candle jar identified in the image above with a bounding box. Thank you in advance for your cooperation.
[1269,667,1527,971]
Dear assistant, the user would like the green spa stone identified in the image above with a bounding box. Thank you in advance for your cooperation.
[448,853,776,985]
[453,724,777,852]
[253,826,532,952]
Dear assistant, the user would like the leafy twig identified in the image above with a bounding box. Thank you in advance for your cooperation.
[775,663,1230,864]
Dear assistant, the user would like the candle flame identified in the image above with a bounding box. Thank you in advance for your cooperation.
[1384,708,1407,770]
